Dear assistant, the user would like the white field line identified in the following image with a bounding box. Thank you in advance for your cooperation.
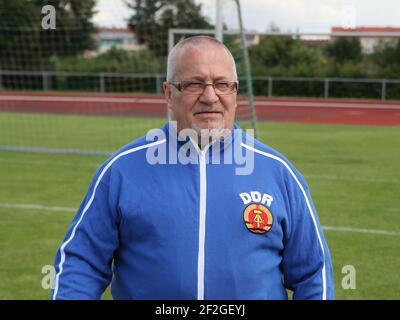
[0,158,99,168]
[385,208,400,212]
[304,174,400,185]
[1,95,400,110]
[1,158,399,184]
[0,95,165,104]
[322,226,400,236]
[0,203,76,212]
[0,202,399,236]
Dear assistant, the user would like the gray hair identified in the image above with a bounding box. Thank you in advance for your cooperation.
[166,35,238,82]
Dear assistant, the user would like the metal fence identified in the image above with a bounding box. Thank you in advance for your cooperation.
[252,76,400,100]
[1,70,400,100]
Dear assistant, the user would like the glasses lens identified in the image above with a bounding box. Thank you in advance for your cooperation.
[178,82,237,95]
[215,82,234,94]
[182,83,204,93]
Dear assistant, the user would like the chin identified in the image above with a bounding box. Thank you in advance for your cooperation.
[194,121,224,131]
[192,120,231,140]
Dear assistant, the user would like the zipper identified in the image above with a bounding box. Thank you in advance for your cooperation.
[197,150,207,300]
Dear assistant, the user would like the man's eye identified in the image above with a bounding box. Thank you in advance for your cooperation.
[215,82,230,90]
[185,83,204,90]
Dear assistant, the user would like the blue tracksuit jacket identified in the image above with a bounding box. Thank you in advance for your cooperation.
[52,123,334,300]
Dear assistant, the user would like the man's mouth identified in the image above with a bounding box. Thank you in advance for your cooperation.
[194,111,223,116]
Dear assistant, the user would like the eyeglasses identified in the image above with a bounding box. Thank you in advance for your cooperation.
[169,81,238,95]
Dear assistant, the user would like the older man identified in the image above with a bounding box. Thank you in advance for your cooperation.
[52,36,334,300]
[164,35,238,140]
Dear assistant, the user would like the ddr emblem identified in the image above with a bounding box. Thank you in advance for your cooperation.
[243,204,273,234]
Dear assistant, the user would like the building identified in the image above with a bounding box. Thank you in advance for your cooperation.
[300,38,329,47]
[331,26,400,53]
[245,32,261,46]
[87,27,144,56]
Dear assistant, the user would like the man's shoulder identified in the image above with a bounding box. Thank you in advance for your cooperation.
[243,134,306,183]
[116,134,164,156]
[243,133,291,165]
[95,128,167,175]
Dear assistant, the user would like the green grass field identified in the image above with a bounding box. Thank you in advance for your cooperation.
[0,112,399,299]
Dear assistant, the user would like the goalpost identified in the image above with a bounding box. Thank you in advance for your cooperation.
[0,0,258,157]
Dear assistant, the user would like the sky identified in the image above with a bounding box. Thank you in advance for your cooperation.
[93,0,400,33]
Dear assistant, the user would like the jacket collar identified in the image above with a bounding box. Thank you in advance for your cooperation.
[162,122,241,162]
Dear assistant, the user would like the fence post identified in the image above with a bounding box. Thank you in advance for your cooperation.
[99,73,105,93]
[381,80,386,101]
[324,78,329,99]
[156,74,162,95]
[42,71,50,91]
[268,77,273,97]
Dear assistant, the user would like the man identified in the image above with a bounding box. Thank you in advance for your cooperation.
[52,36,334,300]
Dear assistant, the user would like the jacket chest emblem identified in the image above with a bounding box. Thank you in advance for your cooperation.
[240,192,274,235]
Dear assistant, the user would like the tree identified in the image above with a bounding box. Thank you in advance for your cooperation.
[35,0,97,58]
[126,0,213,58]
[325,37,362,64]
[371,39,400,67]
[0,0,40,70]
[369,39,400,77]
[0,0,96,70]
[249,36,322,75]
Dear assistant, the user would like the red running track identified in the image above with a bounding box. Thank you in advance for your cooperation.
[0,92,400,127]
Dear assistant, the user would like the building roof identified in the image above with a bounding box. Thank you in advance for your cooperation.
[301,39,329,46]
[332,26,400,33]
[331,26,400,40]
[98,27,134,34]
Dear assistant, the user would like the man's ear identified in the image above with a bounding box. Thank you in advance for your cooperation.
[163,82,172,107]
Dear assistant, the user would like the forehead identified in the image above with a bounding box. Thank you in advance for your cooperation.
[174,44,235,80]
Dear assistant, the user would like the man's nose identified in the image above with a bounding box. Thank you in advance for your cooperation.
[199,85,219,104]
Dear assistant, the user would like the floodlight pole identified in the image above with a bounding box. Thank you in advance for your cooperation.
[215,0,223,41]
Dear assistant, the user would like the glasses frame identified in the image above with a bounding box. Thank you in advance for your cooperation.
[168,81,239,95]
